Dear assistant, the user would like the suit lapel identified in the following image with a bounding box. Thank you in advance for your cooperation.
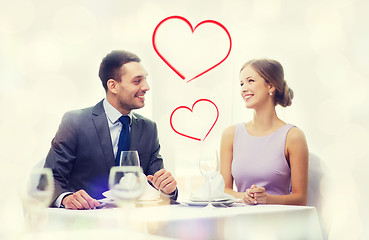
[130,113,142,151]
[92,100,115,166]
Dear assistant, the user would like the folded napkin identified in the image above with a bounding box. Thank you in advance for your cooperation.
[190,173,234,201]
[102,173,160,201]
[139,174,160,201]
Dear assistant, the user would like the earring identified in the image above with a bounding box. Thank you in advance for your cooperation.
[269,92,273,96]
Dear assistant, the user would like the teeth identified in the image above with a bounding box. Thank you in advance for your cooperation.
[137,95,144,99]
[244,95,252,100]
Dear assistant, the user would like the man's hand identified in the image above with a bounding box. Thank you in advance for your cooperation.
[62,190,100,210]
[147,169,177,195]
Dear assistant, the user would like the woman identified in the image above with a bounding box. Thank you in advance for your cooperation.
[220,59,308,205]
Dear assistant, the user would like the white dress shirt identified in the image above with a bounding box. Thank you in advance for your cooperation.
[103,98,132,159]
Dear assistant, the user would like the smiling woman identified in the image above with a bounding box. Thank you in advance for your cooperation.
[220,59,309,206]
[240,59,294,109]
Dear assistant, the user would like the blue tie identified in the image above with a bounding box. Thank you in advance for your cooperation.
[115,116,130,166]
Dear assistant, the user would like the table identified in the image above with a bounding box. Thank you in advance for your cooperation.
[23,203,322,240]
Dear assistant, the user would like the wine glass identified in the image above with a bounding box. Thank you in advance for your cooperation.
[109,166,145,208]
[120,150,140,166]
[199,150,219,208]
[22,168,54,210]
[21,168,54,231]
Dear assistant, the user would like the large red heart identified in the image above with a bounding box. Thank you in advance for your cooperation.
[152,16,232,83]
[170,99,219,141]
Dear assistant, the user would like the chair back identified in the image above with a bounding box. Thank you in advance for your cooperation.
[307,152,331,239]
[307,152,325,207]
[33,157,46,169]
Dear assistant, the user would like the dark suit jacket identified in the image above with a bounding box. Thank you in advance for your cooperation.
[45,100,177,205]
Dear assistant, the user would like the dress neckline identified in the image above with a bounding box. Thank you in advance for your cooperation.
[243,123,290,138]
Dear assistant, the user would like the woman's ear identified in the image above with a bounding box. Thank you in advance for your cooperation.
[269,84,276,94]
[107,79,118,94]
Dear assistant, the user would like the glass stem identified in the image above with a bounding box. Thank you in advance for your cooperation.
[208,178,212,204]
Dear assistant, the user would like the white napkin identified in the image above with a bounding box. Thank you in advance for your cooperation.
[102,173,160,201]
[139,174,160,201]
[190,173,234,201]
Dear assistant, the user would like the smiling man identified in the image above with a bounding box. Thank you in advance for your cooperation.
[44,50,178,209]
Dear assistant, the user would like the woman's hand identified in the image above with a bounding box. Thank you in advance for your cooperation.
[243,185,267,205]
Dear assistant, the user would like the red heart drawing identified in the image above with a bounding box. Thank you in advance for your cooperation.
[152,16,232,83]
[170,99,219,141]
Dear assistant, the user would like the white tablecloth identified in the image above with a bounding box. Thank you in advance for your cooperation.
[23,204,323,240]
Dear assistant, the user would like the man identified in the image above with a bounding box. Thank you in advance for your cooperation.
[44,50,178,210]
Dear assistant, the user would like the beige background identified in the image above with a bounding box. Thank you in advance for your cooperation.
[0,0,368,239]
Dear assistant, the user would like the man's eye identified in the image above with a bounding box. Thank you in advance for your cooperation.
[248,79,254,83]
[240,83,244,87]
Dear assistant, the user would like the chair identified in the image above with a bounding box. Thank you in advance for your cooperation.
[307,153,331,239]
[33,157,46,169]
[307,153,325,207]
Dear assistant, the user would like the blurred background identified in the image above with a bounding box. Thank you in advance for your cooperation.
[0,0,368,239]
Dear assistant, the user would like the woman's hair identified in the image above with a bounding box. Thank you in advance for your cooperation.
[240,59,294,107]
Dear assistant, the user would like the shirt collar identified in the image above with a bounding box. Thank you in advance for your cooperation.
[103,98,133,125]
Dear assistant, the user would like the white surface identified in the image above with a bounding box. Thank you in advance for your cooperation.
[21,229,175,240]
[24,204,322,240]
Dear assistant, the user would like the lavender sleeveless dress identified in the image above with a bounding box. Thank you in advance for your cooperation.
[231,123,295,195]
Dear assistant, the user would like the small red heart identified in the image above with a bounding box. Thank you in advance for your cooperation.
[152,16,232,83]
[170,99,219,141]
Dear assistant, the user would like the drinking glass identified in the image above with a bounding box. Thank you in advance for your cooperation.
[199,150,219,208]
[109,166,145,208]
[21,168,54,231]
[120,150,140,166]
[22,168,54,211]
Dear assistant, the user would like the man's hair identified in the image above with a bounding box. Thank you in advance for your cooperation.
[98,50,141,92]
